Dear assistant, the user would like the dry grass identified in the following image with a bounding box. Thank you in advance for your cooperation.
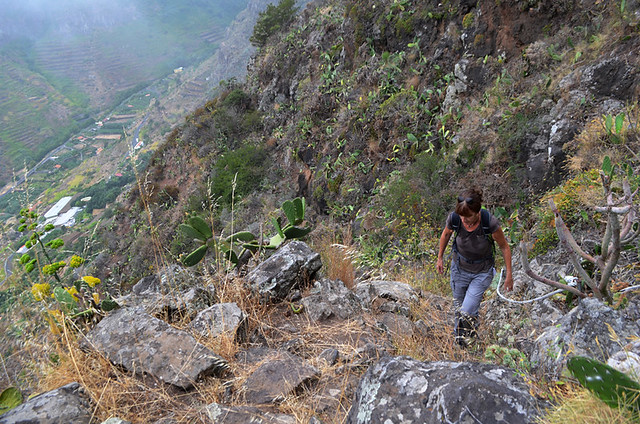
[312,224,356,289]
[537,383,639,424]
[565,106,640,173]
[392,259,450,297]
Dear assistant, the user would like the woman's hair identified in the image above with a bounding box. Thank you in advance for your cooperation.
[454,187,483,216]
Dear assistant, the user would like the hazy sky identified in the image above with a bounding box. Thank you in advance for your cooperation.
[0,0,141,40]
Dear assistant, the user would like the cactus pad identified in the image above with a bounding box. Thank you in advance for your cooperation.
[567,355,640,411]
[0,387,22,414]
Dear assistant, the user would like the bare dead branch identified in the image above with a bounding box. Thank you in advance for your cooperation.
[598,214,621,296]
[519,242,586,298]
[549,199,598,265]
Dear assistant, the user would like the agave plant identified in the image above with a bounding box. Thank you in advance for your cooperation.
[179,197,312,267]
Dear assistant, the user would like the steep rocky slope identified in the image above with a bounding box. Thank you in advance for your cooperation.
[2,1,640,422]
[104,0,639,282]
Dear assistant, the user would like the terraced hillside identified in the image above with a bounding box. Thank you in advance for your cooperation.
[0,0,249,187]
[0,52,81,185]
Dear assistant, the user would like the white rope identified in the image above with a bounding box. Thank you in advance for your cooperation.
[495,269,640,303]
[495,268,565,304]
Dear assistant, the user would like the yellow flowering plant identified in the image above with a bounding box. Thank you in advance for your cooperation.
[16,208,118,328]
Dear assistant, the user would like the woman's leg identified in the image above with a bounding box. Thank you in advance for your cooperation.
[450,263,471,344]
[460,268,494,317]
[450,265,494,345]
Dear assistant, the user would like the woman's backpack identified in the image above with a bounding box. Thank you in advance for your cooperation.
[450,208,495,263]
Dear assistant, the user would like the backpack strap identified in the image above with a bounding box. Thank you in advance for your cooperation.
[480,208,496,257]
[450,212,462,233]
[480,209,491,238]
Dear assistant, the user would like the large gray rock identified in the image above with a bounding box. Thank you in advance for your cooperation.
[355,280,418,304]
[0,382,92,424]
[608,341,640,381]
[378,312,415,338]
[189,302,247,341]
[243,351,319,404]
[81,307,228,389]
[531,297,640,378]
[204,403,296,423]
[246,241,322,301]
[582,58,637,100]
[346,356,542,424]
[301,278,363,322]
[355,280,418,315]
[118,266,217,319]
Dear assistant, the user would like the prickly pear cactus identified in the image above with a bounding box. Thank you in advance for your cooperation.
[177,198,312,267]
[179,216,215,266]
[567,356,640,411]
[0,387,22,415]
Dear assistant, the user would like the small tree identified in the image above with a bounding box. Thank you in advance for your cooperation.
[521,157,639,303]
[250,0,299,48]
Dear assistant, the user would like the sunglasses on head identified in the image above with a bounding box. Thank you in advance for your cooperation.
[457,196,474,204]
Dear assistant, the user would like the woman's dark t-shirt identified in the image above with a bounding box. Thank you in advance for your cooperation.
[445,212,500,273]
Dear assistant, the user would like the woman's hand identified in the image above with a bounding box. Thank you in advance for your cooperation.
[437,257,445,274]
[503,274,514,291]
[437,227,453,275]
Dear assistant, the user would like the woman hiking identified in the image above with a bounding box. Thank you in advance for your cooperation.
[436,187,514,347]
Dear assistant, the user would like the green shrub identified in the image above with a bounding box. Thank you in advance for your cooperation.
[380,151,452,226]
[530,169,601,256]
[250,0,299,47]
[210,145,268,206]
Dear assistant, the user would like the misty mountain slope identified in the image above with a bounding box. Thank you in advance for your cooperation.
[0,50,77,171]
[0,0,249,187]
[102,0,639,282]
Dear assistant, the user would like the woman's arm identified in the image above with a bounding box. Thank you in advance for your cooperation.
[492,227,513,291]
[436,227,454,274]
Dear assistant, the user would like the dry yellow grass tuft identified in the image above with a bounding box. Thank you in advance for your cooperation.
[537,383,640,424]
[566,106,640,173]
[37,326,225,423]
[312,225,356,289]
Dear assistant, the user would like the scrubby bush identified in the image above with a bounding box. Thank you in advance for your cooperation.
[380,151,453,227]
[210,144,268,206]
[250,0,299,47]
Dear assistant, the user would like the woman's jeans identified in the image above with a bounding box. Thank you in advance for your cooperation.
[450,261,495,341]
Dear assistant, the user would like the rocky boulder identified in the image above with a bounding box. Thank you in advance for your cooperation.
[301,278,363,322]
[355,280,418,315]
[204,403,296,423]
[118,266,217,320]
[243,351,320,404]
[582,57,637,101]
[245,241,322,301]
[346,356,542,424]
[607,340,640,381]
[531,297,640,378]
[189,302,247,342]
[0,382,92,424]
[81,307,228,389]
